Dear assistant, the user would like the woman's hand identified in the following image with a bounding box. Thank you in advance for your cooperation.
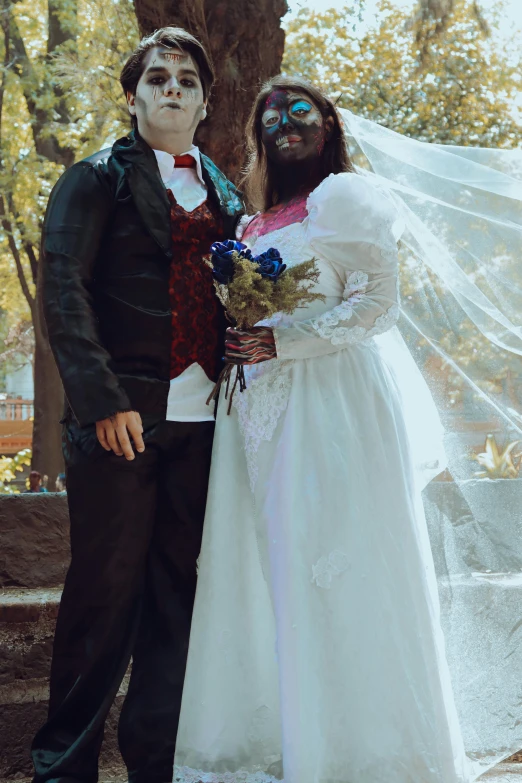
[225,327,277,365]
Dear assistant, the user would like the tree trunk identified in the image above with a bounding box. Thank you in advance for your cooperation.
[413,0,488,62]
[1,0,77,480]
[133,0,289,181]
[30,1,76,482]
[32,272,64,488]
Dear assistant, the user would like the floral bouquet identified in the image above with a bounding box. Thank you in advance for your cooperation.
[206,239,324,413]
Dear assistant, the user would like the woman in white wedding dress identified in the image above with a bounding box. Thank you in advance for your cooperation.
[172,77,518,783]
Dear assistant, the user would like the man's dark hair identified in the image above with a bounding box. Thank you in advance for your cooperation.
[120,27,215,129]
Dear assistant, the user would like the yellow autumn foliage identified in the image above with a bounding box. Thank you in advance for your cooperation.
[0,0,139,385]
[283,0,522,147]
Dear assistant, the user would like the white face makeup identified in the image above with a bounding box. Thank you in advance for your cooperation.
[127,45,207,149]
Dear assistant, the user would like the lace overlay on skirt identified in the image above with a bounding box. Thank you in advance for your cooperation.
[174,767,282,783]
[232,359,293,491]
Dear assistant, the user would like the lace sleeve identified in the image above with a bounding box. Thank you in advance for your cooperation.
[274,174,400,362]
[273,249,399,361]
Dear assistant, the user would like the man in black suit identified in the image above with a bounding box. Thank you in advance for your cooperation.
[31,27,243,783]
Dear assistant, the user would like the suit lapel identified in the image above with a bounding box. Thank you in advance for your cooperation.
[200,156,244,239]
[112,132,172,256]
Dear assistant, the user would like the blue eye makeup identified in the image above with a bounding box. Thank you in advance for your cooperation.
[290,100,313,114]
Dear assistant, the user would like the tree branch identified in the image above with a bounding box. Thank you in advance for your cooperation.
[47,0,78,125]
[0,0,75,166]
[0,8,35,315]
[24,239,38,285]
[0,195,36,316]
[7,192,39,284]
[412,0,488,66]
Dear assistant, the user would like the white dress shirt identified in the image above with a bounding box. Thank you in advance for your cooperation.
[153,146,216,423]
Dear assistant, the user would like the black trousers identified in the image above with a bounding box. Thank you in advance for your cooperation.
[31,417,215,783]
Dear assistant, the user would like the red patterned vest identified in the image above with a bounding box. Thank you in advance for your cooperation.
[167,190,224,382]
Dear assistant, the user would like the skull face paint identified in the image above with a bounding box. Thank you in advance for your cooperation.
[127,45,206,146]
[163,51,186,64]
[261,90,327,166]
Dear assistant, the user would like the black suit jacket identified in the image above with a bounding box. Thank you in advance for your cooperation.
[42,131,244,427]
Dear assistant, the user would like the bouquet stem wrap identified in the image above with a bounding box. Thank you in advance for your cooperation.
[206,362,247,414]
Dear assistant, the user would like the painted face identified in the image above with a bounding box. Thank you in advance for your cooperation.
[260,90,327,165]
[128,46,206,137]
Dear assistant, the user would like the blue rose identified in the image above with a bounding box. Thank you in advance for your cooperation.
[210,240,253,285]
[254,247,287,282]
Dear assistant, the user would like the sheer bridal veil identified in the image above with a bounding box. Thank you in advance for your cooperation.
[339,107,522,778]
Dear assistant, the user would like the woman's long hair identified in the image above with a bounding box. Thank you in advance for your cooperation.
[242,76,354,212]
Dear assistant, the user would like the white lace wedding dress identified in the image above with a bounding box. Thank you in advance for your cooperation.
[173,173,471,783]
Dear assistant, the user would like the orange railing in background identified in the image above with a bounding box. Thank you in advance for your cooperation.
[0,395,34,421]
[0,395,34,454]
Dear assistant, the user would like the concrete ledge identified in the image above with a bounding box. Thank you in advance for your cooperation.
[0,495,70,589]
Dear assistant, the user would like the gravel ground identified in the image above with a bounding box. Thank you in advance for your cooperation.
[4,762,522,783]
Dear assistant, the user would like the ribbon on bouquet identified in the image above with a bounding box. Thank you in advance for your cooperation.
[206,361,247,415]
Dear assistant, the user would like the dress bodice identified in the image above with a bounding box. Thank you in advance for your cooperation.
[242,219,348,329]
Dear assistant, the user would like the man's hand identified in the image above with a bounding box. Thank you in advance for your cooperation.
[96,411,145,460]
[225,327,277,365]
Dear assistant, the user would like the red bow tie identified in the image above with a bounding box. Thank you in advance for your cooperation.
[173,154,196,168]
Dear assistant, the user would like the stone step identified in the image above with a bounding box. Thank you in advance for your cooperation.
[0,588,60,690]
[0,587,61,624]
[0,585,126,781]
[0,690,127,780]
